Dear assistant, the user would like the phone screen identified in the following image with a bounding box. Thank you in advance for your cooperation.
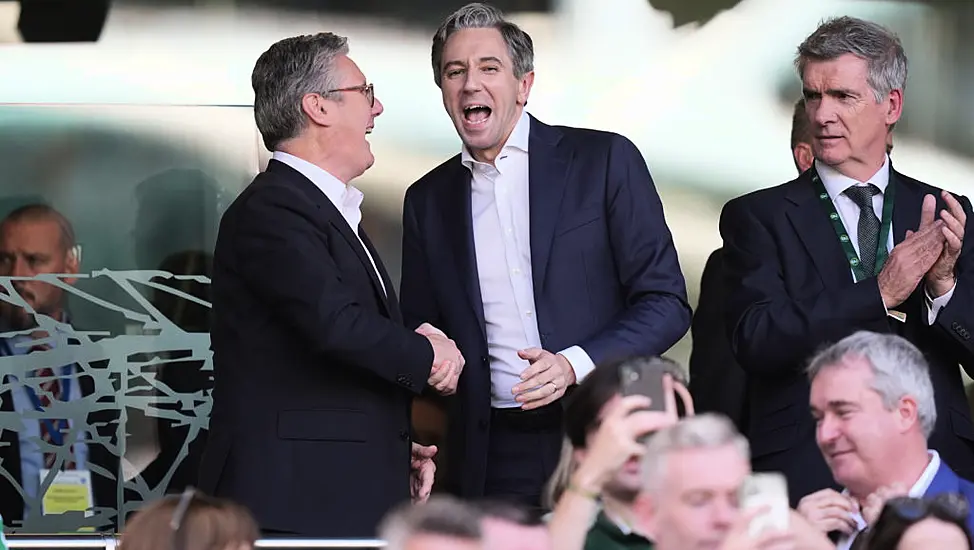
[740,472,790,536]
[619,359,667,412]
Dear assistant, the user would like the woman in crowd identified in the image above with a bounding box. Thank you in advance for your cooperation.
[121,488,259,550]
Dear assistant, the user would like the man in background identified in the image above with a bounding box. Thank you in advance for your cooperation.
[690,97,816,430]
[0,204,118,530]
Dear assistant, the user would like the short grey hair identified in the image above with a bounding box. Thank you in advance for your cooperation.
[806,331,936,438]
[379,496,482,550]
[431,2,534,88]
[642,414,749,496]
[796,16,908,103]
[251,33,349,151]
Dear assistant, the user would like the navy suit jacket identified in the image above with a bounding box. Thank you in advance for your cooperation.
[720,166,974,505]
[400,115,691,497]
[925,460,974,534]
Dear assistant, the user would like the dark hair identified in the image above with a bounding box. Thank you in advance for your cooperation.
[790,97,812,151]
[858,494,973,550]
[564,356,687,449]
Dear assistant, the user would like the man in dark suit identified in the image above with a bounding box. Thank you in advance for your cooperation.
[0,204,118,531]
[720,16,974,506]
[399,2,691,509]
[690,98,815,430]
[197,33,464,537]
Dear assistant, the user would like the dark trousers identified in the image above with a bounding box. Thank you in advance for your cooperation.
[483,403,563,514]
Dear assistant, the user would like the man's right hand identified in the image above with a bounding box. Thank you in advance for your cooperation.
[878,194,946,308]
[796,488,858,535]
[416,323,464,395]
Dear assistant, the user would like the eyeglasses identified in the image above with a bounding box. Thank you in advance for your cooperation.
[884,493,970,524]
[322,83,375,107]
[169,487,197,550]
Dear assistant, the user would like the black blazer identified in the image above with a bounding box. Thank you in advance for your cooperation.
[689,247,748,430]
[400,116,691,497]
[0,347,119,531]
[198,160,434,537]
[720,166,974,505]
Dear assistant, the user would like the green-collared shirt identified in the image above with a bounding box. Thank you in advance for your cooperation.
[584,511,654,550]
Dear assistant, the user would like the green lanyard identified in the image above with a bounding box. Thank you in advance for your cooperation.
[811,169,896,283]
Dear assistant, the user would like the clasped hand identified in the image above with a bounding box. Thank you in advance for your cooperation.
[416,323,464,395]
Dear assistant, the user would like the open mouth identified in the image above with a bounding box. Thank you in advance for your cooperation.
[365,126,373,135]
[463,104,492,126]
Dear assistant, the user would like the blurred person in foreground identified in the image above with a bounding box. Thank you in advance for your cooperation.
[400,1,691,510]
[854,494,974,550]
[720,15,974,505]
[474,500,552,550]
[380,496,484,550]
[120,489,258,550]
[633,415,832,550]
[797,331,974,549]
[198,33,464,536]
[547,357,691,550]
[0,204,119,530]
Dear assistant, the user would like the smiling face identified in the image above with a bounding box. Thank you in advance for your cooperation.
[306,54,384,182]
[438,27,533,164]
[802,53,901,181]
[810,357,915,496]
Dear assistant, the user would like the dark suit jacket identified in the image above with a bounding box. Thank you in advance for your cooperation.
[720,166,974,505]
[689,247,747,430]
[400,116,691,497]
[198,159,434,537]
[0,344,119,531]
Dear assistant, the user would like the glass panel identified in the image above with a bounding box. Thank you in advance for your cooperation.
[0,104,257,533]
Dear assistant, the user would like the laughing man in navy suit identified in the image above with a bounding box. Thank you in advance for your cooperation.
[800,332,974,548]
[399,2,691,509]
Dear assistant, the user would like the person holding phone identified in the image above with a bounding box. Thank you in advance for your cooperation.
[547,357,692,550]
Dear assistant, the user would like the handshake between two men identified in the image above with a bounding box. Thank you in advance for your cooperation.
[414,322,578,408]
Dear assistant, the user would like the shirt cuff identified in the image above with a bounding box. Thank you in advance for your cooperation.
[924,281,957,325]
[558,345,597,384]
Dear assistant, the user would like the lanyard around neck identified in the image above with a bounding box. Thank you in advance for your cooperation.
[811,168,897,282]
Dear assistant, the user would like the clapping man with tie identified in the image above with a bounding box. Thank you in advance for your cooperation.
[199,33,464,536]
[720,16,974,505]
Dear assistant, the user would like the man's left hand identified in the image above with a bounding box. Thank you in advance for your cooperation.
[926,190,966,297]
[513,348,576,410]
[410,443,437,504]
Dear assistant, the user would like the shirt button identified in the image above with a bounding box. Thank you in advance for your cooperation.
[526,310,534,317]
[512,268,521,275]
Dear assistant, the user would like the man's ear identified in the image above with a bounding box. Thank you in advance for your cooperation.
[62,245,80,286]
[301,92,333,127]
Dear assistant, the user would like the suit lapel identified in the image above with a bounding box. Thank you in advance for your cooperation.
[786,170,853,290]
[358,228,400,322]
[528,117,573,295]
[266,160,390,315]
[441,162,487,339]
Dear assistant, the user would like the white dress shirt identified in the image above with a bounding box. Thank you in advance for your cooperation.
[816,157,954,324]
[272,151,385,295]
[836,450,942,550]
[464,111,596,408]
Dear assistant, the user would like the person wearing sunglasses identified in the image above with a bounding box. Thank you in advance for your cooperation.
[853,494,974,550]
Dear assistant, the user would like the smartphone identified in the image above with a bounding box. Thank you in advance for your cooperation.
[740,472,790,536]
[619,358,667,412]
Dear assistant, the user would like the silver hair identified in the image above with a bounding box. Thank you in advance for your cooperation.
[379,495,482,550]
[796,16,908,103]
[806,331,936,438]
[430,2,534,88]
[642,414,749,496]
[251,33,349,151]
